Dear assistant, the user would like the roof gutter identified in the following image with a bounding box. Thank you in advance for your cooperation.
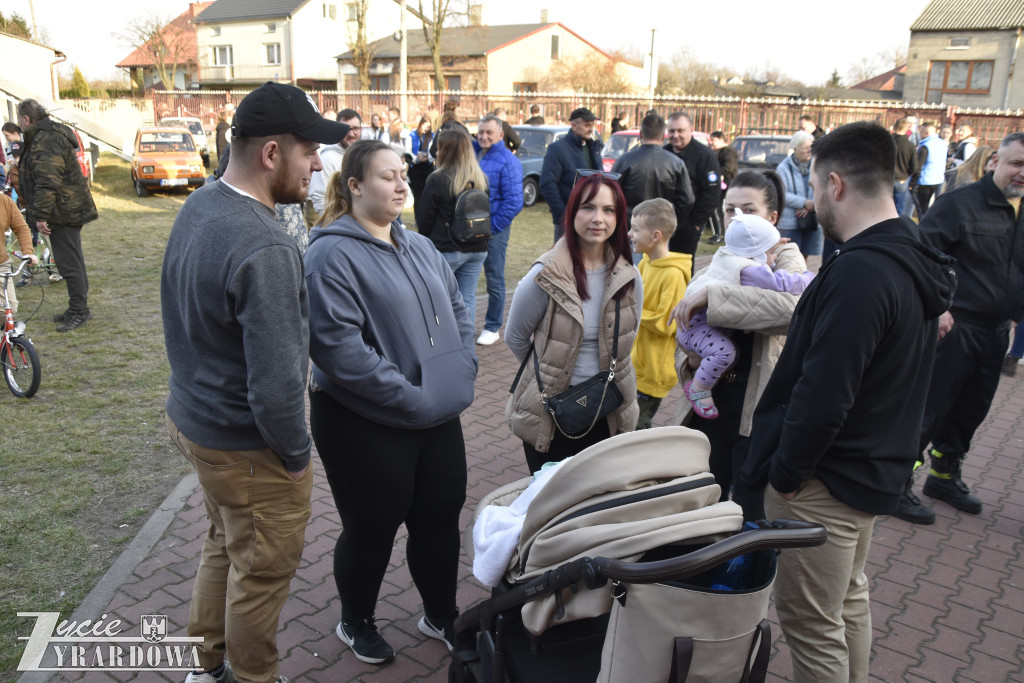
[1004,27,1022,110]
[50,51,66,102]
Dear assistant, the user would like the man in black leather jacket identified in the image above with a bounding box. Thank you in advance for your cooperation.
[664,112,721,259]
[611,112,693,233]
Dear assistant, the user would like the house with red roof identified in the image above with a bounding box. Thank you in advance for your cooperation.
[116,2,213,91]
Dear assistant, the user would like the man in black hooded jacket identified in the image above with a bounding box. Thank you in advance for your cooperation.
[731,123,956,683]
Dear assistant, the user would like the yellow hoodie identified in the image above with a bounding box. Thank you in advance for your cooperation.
[632,252,692,398]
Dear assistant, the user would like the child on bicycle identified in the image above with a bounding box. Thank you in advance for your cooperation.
[1,193,37,315]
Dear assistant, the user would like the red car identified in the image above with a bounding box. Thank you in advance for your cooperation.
[602,129,710,172]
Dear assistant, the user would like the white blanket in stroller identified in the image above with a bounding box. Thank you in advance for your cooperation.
[471,460,568,587]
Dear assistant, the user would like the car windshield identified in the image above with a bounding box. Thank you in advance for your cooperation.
[516,129,553,156]
[732,138,790,166]
[165,120,203,136]
[603,134,642,160]
[138,132,196,153]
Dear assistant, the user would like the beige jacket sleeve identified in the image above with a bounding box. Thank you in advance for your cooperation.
[0,194,33,265]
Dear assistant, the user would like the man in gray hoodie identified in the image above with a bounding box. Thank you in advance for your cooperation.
[161,82,349,683]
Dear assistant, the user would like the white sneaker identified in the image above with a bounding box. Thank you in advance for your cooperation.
[477,330,500,346]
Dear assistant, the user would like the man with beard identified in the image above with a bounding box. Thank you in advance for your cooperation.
[733,122,956,682]
[161,82,350,683]
[309,107,362,214]
[664,112,721,267]
[896,132,1024,524]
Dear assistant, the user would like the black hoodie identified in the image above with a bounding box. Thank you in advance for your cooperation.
[735,217,956,517]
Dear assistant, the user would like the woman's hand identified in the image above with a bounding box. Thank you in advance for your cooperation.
[803,199,815,212]
[672,288,708,331]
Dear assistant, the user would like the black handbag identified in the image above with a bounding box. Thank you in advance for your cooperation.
[796,210,817,230]
[511,300,625,439]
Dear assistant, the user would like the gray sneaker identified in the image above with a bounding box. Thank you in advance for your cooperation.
[56,310,91,333]
[184,662,236,683]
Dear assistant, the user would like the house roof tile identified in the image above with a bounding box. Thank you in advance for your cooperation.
[911,0,1024,31]
[338,23,561,60]
[195,0,309,23]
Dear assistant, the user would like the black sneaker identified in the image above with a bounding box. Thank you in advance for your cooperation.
[56,310,92,333]
[924,474,982,514]
[15,273,31,288]
[336,618,394,664]
[1002,355,1019,377]
[894,486,935,524]
[418,615,455,651]
[52,310,69,323]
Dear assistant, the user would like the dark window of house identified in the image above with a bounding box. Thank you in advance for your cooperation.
[926,60,994,102]
[513,82,538,93]
[370,75,390,90]
[551,35,560,60]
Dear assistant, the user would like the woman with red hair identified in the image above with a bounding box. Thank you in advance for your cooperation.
[505,172,643,472]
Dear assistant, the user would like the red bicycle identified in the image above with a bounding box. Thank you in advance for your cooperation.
[1,255,40,397]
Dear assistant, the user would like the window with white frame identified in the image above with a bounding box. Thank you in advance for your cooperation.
[213,45,233,66]
[266,22,277,33]
[265,43,282,66]
[947,37,970,49]
[550,35,560,60]
[211,26,221,36]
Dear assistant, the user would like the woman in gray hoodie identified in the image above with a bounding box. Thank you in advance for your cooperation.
[304,140,478,665]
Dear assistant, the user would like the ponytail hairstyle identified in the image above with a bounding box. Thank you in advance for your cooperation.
[317,139,391,227]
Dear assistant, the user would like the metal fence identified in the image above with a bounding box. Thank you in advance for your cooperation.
[152,90,1024,148]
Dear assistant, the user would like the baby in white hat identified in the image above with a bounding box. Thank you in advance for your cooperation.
[676,210,814,419]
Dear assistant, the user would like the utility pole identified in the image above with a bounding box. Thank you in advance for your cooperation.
[400,0,408,117]
[29,0,39,40]
[647,29,657,110]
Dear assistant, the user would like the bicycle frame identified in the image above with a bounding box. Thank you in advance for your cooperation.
[1,254,41,398]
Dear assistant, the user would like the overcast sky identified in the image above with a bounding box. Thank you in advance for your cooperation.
[9,0,931,86]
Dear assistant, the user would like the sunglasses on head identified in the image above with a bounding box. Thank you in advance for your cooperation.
[574,169,621,184]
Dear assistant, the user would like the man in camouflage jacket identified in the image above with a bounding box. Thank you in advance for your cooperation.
[18,99,97,332]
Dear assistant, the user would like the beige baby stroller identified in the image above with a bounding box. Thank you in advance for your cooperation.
[450,426,826,683]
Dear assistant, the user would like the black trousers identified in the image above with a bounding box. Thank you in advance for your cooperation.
[915,184,941,218]
[48,224,89,314]
[919,320,1009,459]
[523,420,611,474]
[309,390,467,622]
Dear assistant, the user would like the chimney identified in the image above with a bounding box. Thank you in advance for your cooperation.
[540,9,549,23]
[468,3,483,26]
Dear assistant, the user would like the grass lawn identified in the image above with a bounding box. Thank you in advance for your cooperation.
[1,157,720,679]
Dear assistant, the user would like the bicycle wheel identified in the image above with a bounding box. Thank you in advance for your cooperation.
[2,336,41,398]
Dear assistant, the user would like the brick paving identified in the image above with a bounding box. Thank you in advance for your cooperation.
[34,255,1024,682]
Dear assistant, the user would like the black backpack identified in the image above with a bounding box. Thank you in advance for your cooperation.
[446,182,492,251]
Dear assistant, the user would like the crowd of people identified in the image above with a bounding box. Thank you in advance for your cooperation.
[10,83,1012,683]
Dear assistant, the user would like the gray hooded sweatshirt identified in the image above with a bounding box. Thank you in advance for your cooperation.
[304,215,477,428]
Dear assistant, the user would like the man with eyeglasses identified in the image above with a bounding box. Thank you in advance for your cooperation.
[664,112,722,264]
[540,107,604,242]
[309,108,362,214]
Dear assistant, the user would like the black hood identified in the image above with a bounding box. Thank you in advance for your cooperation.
[824,217,956,320]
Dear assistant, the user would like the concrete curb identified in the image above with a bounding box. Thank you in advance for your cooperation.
[16,472,199,683]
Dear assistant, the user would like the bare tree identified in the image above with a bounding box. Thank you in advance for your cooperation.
[543,55,632,94]
[656,48,726,96]
[347,0,373,90]
[418,0,468,91]
[118,12,192,90]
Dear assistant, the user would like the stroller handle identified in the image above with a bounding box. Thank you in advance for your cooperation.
[586,518,826,586]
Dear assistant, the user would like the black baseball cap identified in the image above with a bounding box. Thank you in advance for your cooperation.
[231,82,350,144]
[569,107,597,122]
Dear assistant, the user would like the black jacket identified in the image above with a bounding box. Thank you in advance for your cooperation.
[920,173,1024,327]
[735,217,956,518]
[415,170,488,253]
[664,141,721,233]
[893,133,919,182]
[610,143,694,228]
[540,130,604,228]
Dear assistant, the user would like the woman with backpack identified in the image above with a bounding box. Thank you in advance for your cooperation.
[304,139,477,664]
[416,128,490,322]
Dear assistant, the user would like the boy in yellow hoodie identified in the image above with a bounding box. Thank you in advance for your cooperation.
[628,198,692,428]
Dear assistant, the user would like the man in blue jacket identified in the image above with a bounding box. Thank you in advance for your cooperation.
[539,107,603,242]
[475,114,524,345]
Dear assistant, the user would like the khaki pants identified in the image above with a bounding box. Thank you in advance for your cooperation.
[167,416,312,683]
[765,478,875,683]
[1,260,18,316]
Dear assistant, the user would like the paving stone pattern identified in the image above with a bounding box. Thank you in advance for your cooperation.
[52,256,1024,682]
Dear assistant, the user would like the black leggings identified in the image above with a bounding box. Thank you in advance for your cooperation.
[309,390,467,622]
[522,420,611,474]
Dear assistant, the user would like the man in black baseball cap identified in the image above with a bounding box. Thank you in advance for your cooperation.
[161,80,343,683]
[539,106,604,240]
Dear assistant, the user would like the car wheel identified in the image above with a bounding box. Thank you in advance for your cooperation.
[134,177,148,198]
[523,177,539,207]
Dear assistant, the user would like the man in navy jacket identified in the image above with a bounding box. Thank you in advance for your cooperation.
[475,115,523,346]
[539,107,603,242]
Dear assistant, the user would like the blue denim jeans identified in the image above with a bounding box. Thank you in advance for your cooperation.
[441,250,486,324]
[893,179,910,215]
[483,228,511,333]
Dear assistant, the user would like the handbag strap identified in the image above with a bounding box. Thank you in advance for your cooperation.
[742,619,771,683]
[509,342,534,394]
[668,637,693,683]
